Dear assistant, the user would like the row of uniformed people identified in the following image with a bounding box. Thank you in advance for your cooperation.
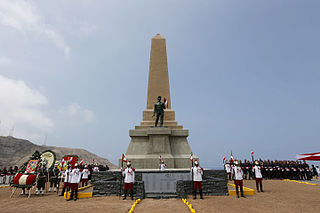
[0,166,18,185]
[231,160,264,198]
[225,160,313,181]
[59,163,90,201]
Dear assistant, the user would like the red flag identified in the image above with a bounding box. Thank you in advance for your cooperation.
[251,151,254,156]
[61,158,65,165]
[164,98,168,108]
[230,151,234,163]
[122,154,127,162]
[223,156,226,161]
[190,152,193,162]
[80,158,84,165]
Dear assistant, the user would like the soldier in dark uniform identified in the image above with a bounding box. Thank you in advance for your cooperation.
[36,165,48,195]
[49,164,60,192]
[152,96,166,127]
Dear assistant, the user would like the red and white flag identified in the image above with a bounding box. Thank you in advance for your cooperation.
[122,154,127,162]
[61,158,65,165]
[230,151,234,163]
[69,157,73,163]
[190,152,193,162]
[296,152,320,161]
[223,156,226,161]
[80,158,84,165]
[251,150,254,156]
[164,98,168,108]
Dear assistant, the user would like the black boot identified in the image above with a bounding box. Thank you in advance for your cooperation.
[240,187,246,198]
[199,190,204,199]
[236,185,239,198]
[123,190,127,200]
[67,191,74,201]
[193,190,197,199]
[59,187,65,196]
[260,183,264,192]
[74,190,78,201]
[130,190,134,200]
[256,183,260,192]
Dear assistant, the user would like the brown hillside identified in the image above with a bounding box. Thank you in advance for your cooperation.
[0,136,117,169]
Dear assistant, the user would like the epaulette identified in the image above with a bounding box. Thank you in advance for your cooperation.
[132,168,135,171]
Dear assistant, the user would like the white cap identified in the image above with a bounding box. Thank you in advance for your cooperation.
[127,161,131,167]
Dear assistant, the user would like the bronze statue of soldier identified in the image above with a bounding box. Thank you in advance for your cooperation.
[152,96,166,127]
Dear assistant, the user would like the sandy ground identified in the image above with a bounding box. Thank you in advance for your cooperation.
[1,180,320,213]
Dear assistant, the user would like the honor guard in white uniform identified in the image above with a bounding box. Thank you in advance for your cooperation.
[253,160,264,192]
[81,165,90,187]
[232,160,245,198]
[67,163,81,201]
[122,161,135,200]
[160,161,167,171]
[59,165,71,196]
[191,160,204,200]
[224,161,232,181]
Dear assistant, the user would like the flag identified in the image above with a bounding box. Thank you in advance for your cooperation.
[223,156,226,161]
[251,151,254,156]
[164,98,168,108]
[122,154,127,162]
[80,158,84,165]
[190,152,193,162]
[159,155,162,161]
[69,157,73,163]
[230,151,234,163]
[61,158,65,165]
[296,152,320,161]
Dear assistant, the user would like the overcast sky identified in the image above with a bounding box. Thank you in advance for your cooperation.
[0,0,319,168]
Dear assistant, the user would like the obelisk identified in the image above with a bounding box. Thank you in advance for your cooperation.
[121,34,196,169]
[138,34,182,130]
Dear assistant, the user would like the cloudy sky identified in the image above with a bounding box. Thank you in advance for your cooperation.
[0,0,319,168]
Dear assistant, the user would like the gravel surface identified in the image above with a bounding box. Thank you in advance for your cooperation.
[1,179,319,213]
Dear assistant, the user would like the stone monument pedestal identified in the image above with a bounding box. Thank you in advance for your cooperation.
[119,127,197,169]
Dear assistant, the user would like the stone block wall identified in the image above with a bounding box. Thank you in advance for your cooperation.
[92,170,227,199]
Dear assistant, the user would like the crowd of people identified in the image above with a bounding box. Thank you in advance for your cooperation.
[0,166,19,185]
[224,159,320,181]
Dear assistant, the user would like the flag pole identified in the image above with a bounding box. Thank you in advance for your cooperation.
[119,155,123,200]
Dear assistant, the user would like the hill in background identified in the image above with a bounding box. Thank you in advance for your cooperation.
[0,136,117,169]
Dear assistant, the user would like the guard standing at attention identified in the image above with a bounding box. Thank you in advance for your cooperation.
[122,161,135,200]
[191,160,204,200]
[253,160,264,192]
[232,160,245,198]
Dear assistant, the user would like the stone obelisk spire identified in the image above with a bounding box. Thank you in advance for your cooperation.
[138,34,182,129]
[146,34,171,109]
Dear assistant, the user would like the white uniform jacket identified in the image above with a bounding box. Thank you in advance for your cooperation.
[225,164,231,173]
[232,166,243,180]
[70,168,81,184]
[160,163,167,171]
[123,168,135,183]
[191,166,203,181]
[64,169,71,183]
[82,169,90,179]
[253,165,263,178]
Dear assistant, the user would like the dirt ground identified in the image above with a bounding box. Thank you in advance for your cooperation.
[1,180,320,213]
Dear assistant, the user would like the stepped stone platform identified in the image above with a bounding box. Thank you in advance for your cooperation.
[92,169,228,199]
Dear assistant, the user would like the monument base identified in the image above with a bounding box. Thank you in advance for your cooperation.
[120,127,197,169]
[92,170,228,199]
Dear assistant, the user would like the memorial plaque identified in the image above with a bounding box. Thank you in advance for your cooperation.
[142,172,191,193]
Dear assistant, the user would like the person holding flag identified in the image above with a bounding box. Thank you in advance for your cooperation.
[122,161,135,200]
[159,156,167,171]
[252,160,264,192]
[191,160,204,200]
[81,165,90,187]
[224,160,232,181]
[232,160,245,198]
